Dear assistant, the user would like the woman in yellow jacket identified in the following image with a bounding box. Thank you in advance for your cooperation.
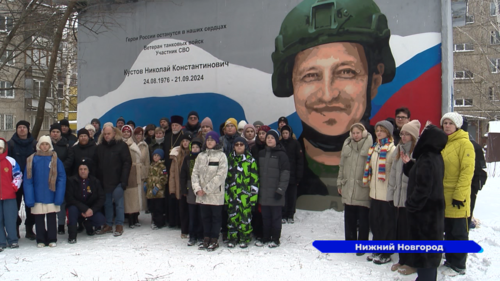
[440,112,475,276]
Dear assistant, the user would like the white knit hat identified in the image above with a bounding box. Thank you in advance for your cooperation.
[440,112,463,128]
[37,135,54,151]
[85,124,96,132]
[238,120,247,130]
[401,120,421,139]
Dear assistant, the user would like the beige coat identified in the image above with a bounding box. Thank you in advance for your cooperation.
[124,137,144,213]
[368,142,397,201]
[168,146,188,200]
[137,140,150,181]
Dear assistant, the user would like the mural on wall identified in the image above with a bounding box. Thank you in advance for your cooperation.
[78,0,442,210]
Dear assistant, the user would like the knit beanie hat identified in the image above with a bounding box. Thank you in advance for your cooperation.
[77,128,90,138]
[375,120,394,136]
[153,149,165,160]
[201,117,213,129]
[159,117,170,124]
[59,119,70,127]
[253,121,264,127]
[278,116,288,125]
[281,125,291,133]
[238,120,247,130]
[234,136,249,151]
[171,115,184,125]
[225,118,237,128]
[187,111,199,119]
[401,120,421,140]
[116,116,125,124]
[440,112,463,128]
[37,135,54,151]
[121,125,133,133]
[85,124,96,132]
[190,137,203,150]
[266,129,280,143]
[78,158,93,174]
[16,120,30,133]
[50,122,62,133]
[243,124,256,134]
[258,125,271,133]
[205,131,220,144]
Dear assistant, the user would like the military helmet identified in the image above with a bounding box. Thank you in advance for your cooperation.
[271,0,396,97]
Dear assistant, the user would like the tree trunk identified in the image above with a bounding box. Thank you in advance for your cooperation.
[32,1,77,139]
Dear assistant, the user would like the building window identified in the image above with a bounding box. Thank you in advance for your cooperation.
[0,114,15,130]
[0,81,14,98]
[491,2,500,16]
[453,43,474,52]
[489,58,500,73]
[57,83,63,99]
[454,71,474,80]
[455,98,473,107]
[0,50,15,66]
[491,31,500,45]
[466,14,474,24]
[489,86,499,101]
[31,49,48,67]
[0,16,13,32]
[33,80,53,98]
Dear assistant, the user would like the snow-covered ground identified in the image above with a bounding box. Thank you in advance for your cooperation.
[1,173,499,280]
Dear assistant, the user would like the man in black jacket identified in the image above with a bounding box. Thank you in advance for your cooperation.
[66,159,106,244]
[68,128,97,177]
[93,123,132,236]
[279,125,304,224]
[8,120,37,240]
[60,119,78,147]
[50,122,73,235]
[184,111,201,134]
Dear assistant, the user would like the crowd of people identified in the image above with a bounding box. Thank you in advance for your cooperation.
[0,107,487,280]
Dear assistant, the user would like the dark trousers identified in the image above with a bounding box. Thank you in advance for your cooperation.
[344,204,369,241]
[444,217,468,270]
[168,196,180,228]
[16,184,35,231]
[200,204,222,239]
[221,205,228,235]
[396,207,410,265]
[416,268,437,281]
[261,205,282,243]
[252,207,263,239]
[469,183,479,225]
[163,194,169,225]
[179,196,189,235]
[188,203,203,240]
[282,183,297,219]
[370,199,396,258]
[150,198,165,228]
[34,213,57,245]
[67,205,106,227]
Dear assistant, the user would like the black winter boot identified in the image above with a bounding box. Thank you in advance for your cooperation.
[83,220,95,236]
[58,225,65,235]
[77,222,85,233]
[128,215,135,229]
[68,226,77,244]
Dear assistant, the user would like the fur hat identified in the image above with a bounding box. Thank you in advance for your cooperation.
[440,112,463,129]
[171,115,184,125]
[85,124,96,132]
[16,120,30,133]
[375,120,394,136]
[401,120,421,140]
[77,128,90,138]
[59,119,70,127]
[201,117,213,129]
[153,149,165,160]
[266,129,280,144]
[253,121,264,127]
[205,131,220,144]
[37,135,54,151]
[225,118,237,128]
[50,122,62,133]
[238,120,247,130]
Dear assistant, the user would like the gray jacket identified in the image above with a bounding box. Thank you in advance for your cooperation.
[191,144,228,206]
[338,134,373,208]
[258,144,290,206]
[388,141,412,207]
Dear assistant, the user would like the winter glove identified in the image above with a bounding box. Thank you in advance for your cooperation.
[143,183,147,193]
[274,192,283,200]
[152,187,159,196]
[452,199,465,209]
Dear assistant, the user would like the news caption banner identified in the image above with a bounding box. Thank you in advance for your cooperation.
[313,241,483,253]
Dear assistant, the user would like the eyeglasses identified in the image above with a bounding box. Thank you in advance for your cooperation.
[396,116,409,120]
[400,132,412,137]
[234,143,245,147]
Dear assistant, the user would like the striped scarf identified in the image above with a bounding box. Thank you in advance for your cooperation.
[363,138,391,185]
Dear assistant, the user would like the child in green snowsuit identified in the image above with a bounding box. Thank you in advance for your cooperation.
[225,137,259,248]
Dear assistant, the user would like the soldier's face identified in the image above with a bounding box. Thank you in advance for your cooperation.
[292,42,383,136]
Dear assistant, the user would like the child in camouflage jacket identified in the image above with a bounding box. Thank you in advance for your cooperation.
[146,149,168,229]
